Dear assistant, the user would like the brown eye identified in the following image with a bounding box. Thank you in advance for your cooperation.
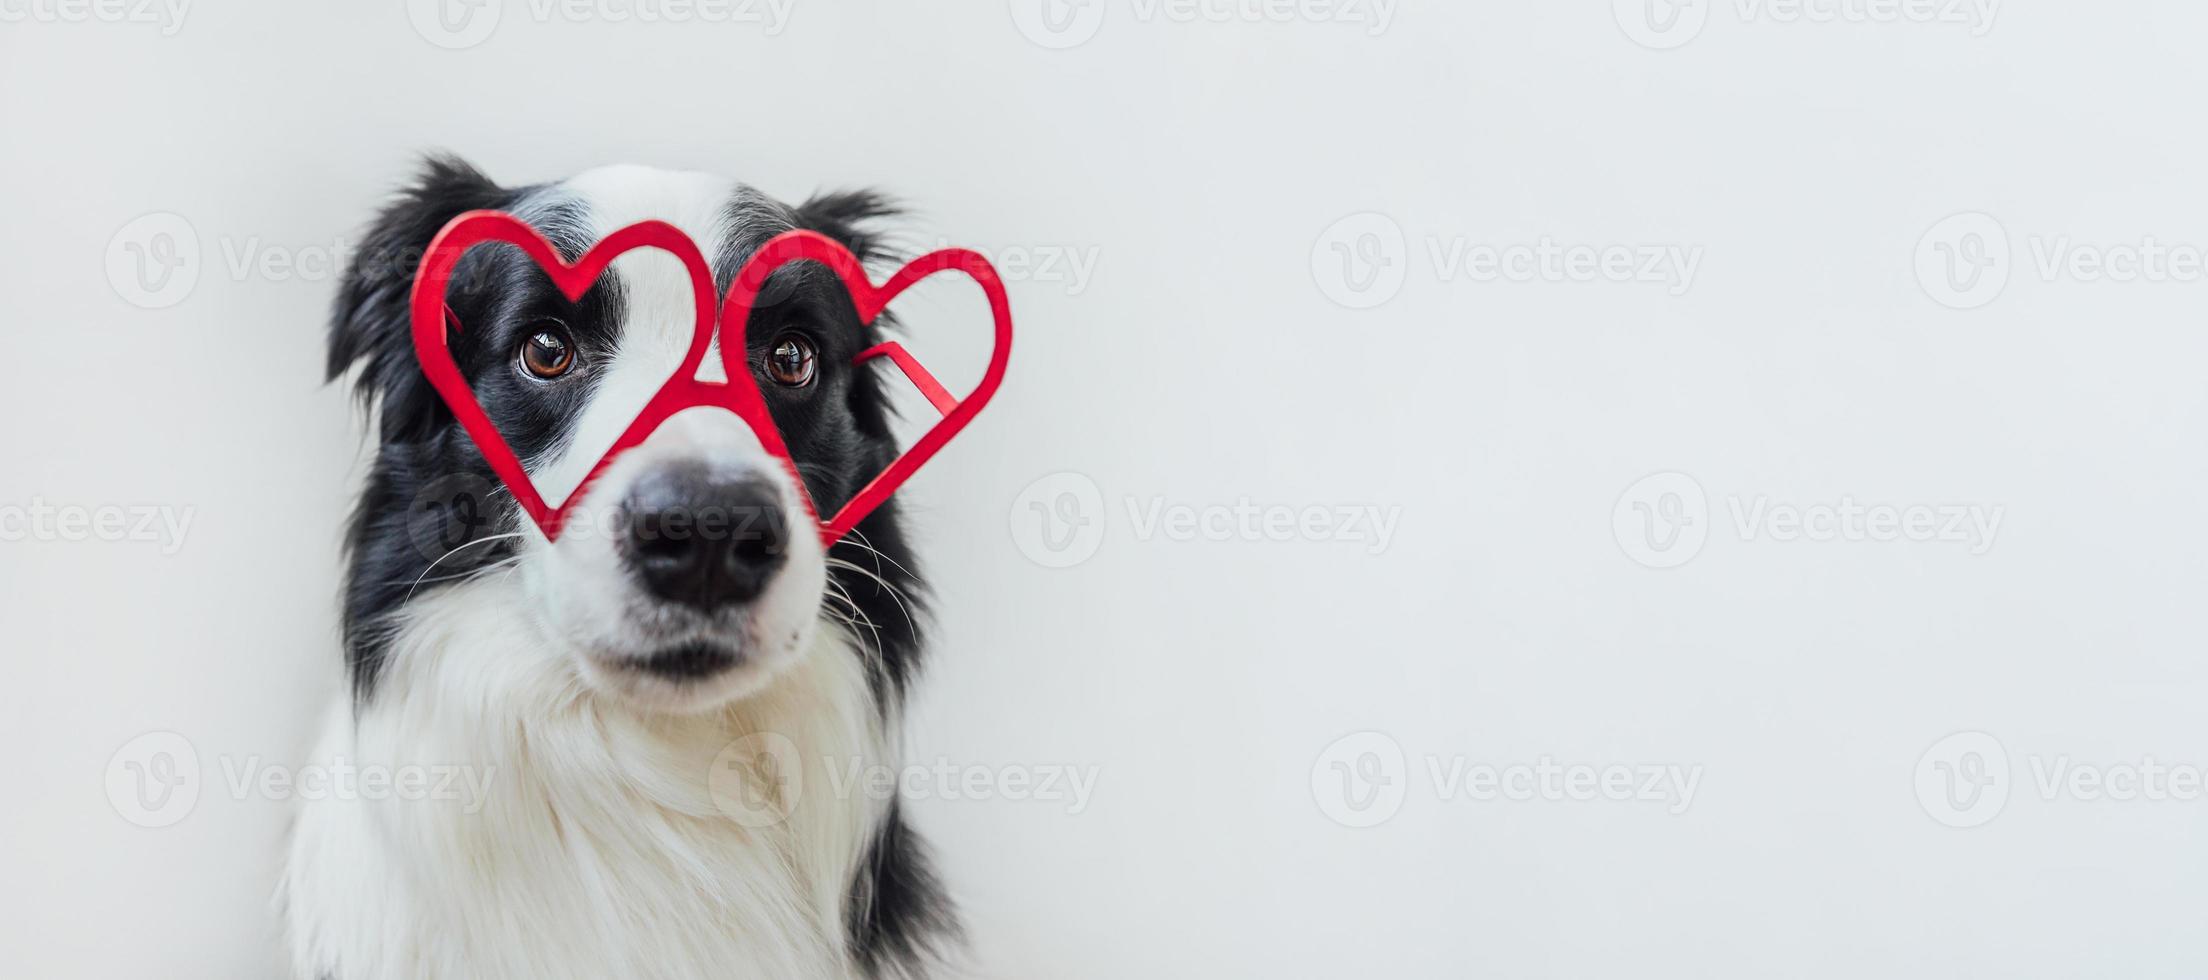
[767,334,817,387]
[519,326,574,379]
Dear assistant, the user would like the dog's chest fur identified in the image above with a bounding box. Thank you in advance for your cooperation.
[284,580,890,980]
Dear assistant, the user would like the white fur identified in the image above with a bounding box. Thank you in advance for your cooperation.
[283,581,888,979]
[287,166,894,979]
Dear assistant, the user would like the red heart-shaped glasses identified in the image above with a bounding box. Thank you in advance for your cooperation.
[407,210,1012,546]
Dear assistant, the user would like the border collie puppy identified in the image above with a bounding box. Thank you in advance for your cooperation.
[285,158,952,979]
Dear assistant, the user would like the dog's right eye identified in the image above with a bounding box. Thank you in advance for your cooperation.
[518,323,575,380]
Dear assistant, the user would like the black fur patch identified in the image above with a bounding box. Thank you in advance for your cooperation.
[327,157,618,697]
[849,800,961,977]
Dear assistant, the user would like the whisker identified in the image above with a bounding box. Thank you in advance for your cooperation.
[395,557,523,590]
[837,528,920,586]
[820,577,887,669]
[824,557,917,635]
[402,533,526,602]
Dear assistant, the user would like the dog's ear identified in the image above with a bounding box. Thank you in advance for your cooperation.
[328,154,508,442]
[793,189,902,266]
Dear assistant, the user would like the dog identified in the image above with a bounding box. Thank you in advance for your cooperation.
[284,157,953,979]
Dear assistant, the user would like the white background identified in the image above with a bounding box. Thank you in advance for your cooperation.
[6,1,2208,976]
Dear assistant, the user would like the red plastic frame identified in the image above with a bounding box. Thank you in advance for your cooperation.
[407,211,1011,546]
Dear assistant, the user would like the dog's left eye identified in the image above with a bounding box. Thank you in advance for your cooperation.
[766,334,817,388]
[518,324,575,380]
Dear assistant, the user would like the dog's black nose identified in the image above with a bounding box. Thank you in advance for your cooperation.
[622,462,790,611]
